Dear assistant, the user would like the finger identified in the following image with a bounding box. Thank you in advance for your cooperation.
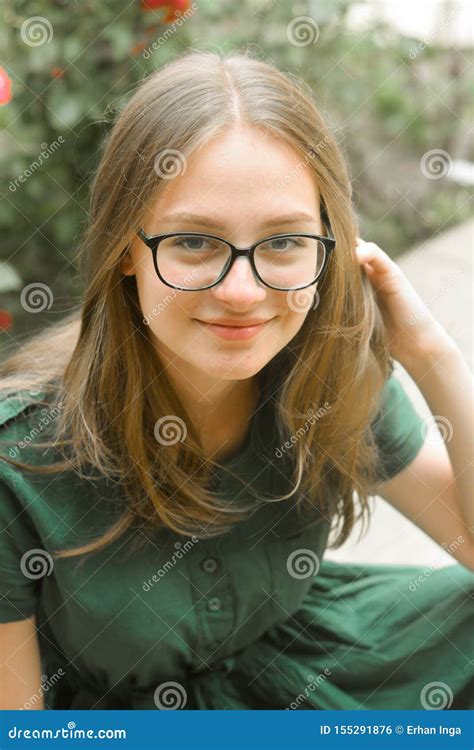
[356,242,393,273]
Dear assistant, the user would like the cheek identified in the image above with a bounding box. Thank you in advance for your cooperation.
[137,277,197,336]
[276,302,311,340]
[280,287,318,336]
[261,310,309,356]
[287,310,311,335]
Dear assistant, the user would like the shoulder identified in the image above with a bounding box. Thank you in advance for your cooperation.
[370,371,426,481]
[0,388,58,470]
[371,371,420,429]
[0,390,46,431]
[0,388,52,445]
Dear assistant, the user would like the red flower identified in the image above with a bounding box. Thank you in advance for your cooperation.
[129,41,147,56]
[0,67,12,106]
[51,67,65,79]
[140,0,190,23]
[0,310,13,331]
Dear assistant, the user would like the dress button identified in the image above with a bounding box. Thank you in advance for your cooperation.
[201,557,218,573]
[207,596,221,612]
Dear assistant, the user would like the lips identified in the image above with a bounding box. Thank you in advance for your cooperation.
[195,318,273,340]
[197,318,273,327]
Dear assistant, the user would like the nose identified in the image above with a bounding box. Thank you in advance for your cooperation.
[211,256,267,306]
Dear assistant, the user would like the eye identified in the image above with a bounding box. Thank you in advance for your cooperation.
[175,235,209,251]
[269,238,292,250]
[259,237,304,252]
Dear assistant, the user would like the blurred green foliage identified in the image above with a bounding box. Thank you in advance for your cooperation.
[0,0,472,353]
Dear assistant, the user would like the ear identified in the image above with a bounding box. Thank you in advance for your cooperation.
[120,244,135,276]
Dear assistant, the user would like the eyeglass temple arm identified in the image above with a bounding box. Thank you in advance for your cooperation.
[320,204,335,241]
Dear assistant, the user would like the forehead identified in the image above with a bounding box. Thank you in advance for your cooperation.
[146,125,321,228]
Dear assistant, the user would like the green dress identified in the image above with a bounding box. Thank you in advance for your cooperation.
[0,375,472,710]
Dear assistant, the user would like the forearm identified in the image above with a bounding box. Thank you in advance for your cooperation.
[404,339,474,538]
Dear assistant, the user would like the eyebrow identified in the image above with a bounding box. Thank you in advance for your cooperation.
[155,211,320,231]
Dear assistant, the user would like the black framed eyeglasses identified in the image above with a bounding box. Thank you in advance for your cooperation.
[136,229,336,292]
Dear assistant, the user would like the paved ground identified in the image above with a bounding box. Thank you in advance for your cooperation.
[324,218,473,569]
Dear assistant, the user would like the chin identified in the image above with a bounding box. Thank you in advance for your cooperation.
[209,356,267,378]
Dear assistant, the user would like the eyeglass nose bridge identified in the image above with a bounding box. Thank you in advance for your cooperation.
[214,244,264,287]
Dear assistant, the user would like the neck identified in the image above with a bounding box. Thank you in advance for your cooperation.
[159,358,261,462]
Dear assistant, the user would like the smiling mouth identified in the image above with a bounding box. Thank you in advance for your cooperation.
[196,318,274,327]
[194,318,274,340]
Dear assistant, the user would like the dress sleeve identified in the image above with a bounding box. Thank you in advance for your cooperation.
[0,478,43,622]
[370,374,427,483]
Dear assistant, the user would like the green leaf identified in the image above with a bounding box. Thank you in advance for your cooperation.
[46,83,84,128]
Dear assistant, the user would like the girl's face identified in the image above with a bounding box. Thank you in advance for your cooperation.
[122,125,323,385]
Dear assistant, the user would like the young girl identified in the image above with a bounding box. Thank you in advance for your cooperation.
[0,50,472,711]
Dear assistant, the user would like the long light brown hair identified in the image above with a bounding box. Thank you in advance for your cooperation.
[0,48,392,560]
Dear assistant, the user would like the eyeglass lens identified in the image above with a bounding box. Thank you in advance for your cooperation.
[156,235,326,290]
